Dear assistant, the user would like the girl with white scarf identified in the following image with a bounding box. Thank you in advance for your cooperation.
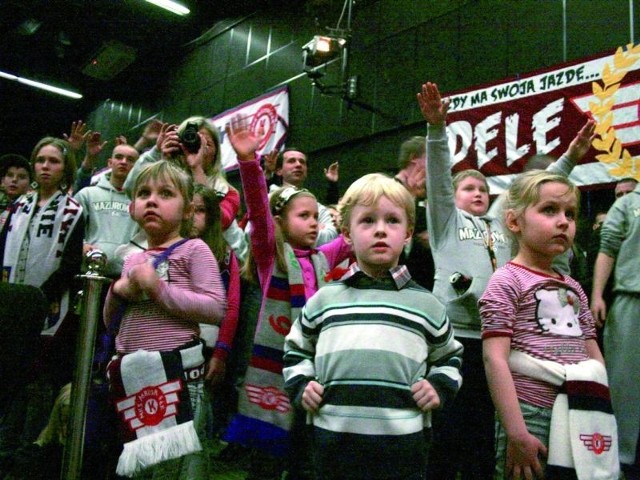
[0,136,84,446]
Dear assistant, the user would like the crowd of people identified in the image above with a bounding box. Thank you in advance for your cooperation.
[0,81,637,480]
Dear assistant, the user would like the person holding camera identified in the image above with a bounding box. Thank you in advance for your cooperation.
[124,116,240,231]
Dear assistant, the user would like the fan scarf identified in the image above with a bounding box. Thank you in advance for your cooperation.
[108,341,205,477]
[224,243,328,457]
[509,350,619,480]
[1,191,82,335]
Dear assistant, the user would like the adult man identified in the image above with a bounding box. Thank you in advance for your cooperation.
[74,144,140,278]
[394,136,435,291]
[271,148,337,246]
[614,177,638,199]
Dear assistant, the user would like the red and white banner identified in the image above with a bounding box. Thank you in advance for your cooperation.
[212,86,289,172]
[443,45,640,193]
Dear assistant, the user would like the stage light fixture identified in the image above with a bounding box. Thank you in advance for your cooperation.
[0,70,82,99]
[145,0,190,16]
[303,35,347,69]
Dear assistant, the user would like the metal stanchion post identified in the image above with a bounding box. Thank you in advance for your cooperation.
[61,250,110,480]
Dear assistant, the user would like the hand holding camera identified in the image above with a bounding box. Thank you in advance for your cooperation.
[159,124,181,159]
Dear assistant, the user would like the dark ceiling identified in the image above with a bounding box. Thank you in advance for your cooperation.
[0,0,304,156]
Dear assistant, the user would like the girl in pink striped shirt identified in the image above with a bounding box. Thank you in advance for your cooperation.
[480,171,606,479]
[104,161,226,478]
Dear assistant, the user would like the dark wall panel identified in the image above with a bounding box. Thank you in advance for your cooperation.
[86,0,638,191]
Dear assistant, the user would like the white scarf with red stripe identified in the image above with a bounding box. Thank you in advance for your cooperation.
[509,350,619,480]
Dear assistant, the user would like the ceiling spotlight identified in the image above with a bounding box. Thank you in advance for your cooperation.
[0,70,82,99]
[303,35,346,69]
[145,0,190,16]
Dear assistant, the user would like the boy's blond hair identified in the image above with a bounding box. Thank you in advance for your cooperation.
[340,173,415,231]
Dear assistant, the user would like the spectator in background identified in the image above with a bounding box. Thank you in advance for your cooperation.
[74,143,140,279]
[267,147,338,246]
[0,137,84,452]
[591,180,640,479]
[0,154,32,217]
[394,135,435,291]
[124,117,241,232]
[614,176,638,199]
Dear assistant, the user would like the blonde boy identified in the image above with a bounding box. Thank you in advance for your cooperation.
[283,173,463,480]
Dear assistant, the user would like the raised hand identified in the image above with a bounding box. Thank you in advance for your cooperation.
[324,161,339,182]
[86,131,108,157]
[115,135,128,146]
[143,119,163,143]
[63,120,90,151]
[225,114,262,161]
[417,82,450,126]
[566,119,596,161]
[263,149,279,175]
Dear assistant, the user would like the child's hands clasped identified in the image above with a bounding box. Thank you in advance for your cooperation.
[506,431,547,480]
[411,379,441,411]
[301,380,324,413]
[128,261,160,295]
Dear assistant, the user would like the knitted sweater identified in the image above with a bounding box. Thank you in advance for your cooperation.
[283,264,463,479]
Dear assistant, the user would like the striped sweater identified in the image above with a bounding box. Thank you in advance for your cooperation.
[283,265,463,479]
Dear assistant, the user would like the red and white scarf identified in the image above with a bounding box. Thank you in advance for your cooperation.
[108,341,205,477]
[509,350,620,480]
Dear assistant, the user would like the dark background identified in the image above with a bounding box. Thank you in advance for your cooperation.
[1,0,636,218]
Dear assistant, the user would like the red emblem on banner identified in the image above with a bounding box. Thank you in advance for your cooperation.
[579,432,613,455]
[251,104,278,150]
[245,384,291,412]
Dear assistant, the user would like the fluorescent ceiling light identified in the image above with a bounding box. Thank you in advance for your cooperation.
[0,70,82,99]
[145,0,190,16]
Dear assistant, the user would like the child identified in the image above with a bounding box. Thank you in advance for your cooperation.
[480,170,618,479]
[0,137,84,449]
[223,115,352,478]
[190,183,241,434]
[591,180,639,477]
[103,161,227,478]
[283,173,463,480]
[417,82,512,479]
[0,153,32,214]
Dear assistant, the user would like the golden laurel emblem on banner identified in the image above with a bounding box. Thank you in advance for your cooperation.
[589,43,640,179]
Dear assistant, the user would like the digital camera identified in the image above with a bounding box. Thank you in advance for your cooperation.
[179,121,201,154]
